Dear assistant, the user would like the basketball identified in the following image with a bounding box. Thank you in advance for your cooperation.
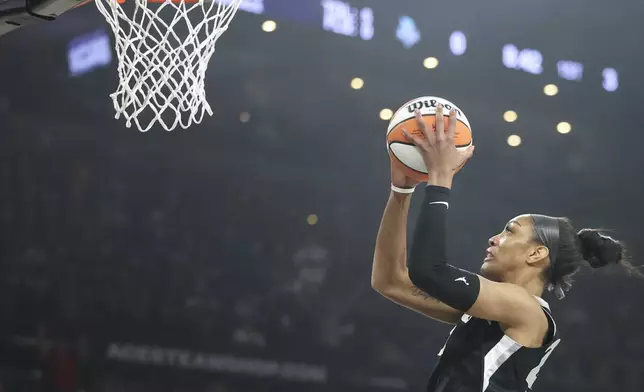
[386,96,473,182]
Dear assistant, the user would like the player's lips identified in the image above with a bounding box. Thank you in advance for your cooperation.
[484,247,495,261]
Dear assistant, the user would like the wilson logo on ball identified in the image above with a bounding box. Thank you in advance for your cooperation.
[406,99,463,117]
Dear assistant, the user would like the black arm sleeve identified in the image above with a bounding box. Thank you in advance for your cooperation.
[407,185,480,312]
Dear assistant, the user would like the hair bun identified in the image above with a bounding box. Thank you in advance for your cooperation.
[577,229,623,268]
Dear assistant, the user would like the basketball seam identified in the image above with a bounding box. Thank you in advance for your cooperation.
[389,140,472,148]
[387,118,469,136]
[389,144,469,173]
[389,147,426,175]
[388,140,471,174]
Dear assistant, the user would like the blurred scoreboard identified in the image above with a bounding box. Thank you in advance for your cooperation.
[228,0,620,93]
[68,0,620,92]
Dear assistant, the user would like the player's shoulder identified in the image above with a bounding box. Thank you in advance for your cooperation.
[534,296,552,313]
[534,296,557,324]
[512,284,551,317]
[534,296,560,338]
[477,276,548,315]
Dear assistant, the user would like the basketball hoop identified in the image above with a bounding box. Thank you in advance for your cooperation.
[94,0,243,132]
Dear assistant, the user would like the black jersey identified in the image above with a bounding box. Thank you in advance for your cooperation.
[426,297,560,392]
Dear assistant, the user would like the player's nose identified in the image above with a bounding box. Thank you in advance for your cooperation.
[488,235,499,246]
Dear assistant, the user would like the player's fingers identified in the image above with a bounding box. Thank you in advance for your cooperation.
[414,109,435,144]
[456,145,475,162]
[447,109,458,141]
[402,128,426,149]
[464,145,475,160]
[455,145,475,170]
[435,104,445,142]
[414,109,427,132]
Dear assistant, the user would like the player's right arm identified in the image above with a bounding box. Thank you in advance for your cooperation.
[371,188,463,324]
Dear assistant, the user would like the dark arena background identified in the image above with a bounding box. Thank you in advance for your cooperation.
[1,0,643,391]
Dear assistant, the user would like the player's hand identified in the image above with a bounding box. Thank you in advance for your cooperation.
[402,104,474,178]
[390,159,419,190]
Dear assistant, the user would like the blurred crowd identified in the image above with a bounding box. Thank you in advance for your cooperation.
[0,122,642,392]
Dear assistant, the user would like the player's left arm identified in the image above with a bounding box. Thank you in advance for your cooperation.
[406,185,544,330]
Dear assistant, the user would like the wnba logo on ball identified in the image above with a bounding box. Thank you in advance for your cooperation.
[406,99,462,117]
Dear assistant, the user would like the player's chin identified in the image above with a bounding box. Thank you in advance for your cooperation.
[480,261,502,282]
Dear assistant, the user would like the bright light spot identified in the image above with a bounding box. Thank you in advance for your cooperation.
[351,77,364,90]
[503,110,518,123]
[359,8,374,40]
[502,44,543,75]
[507,135,522,147]
[396,16,421,48]
[262,20,277,32]
[68,30,112,77]
[557,60,583,81]
[423,57,439,69]
[602,68,619,92]
[544,84,559,96]
[380,109,393,121]
[557,122,572,134]
[307,214,318,225]
[449,31,467,56]
[239,112,251,123]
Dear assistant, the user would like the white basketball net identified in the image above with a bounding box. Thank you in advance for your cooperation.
[94,0,243,132]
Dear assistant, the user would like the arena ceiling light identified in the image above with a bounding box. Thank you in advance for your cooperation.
[557,122,572,134]
[351,78,365,90]
[423,57,439,69]
[507,134,522,147]
[544,84,559,96]
[503,110,518,123]
[262,20,277,32]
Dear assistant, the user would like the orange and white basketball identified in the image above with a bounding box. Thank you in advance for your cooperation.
[386,96,473,182]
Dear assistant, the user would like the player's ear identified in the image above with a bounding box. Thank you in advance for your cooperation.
[526,245,549,266]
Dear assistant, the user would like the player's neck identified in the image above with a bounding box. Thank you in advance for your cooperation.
[505,272,546,298]
[522,278,546,298]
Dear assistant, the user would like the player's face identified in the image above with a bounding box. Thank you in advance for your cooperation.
[481,215,538,282]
